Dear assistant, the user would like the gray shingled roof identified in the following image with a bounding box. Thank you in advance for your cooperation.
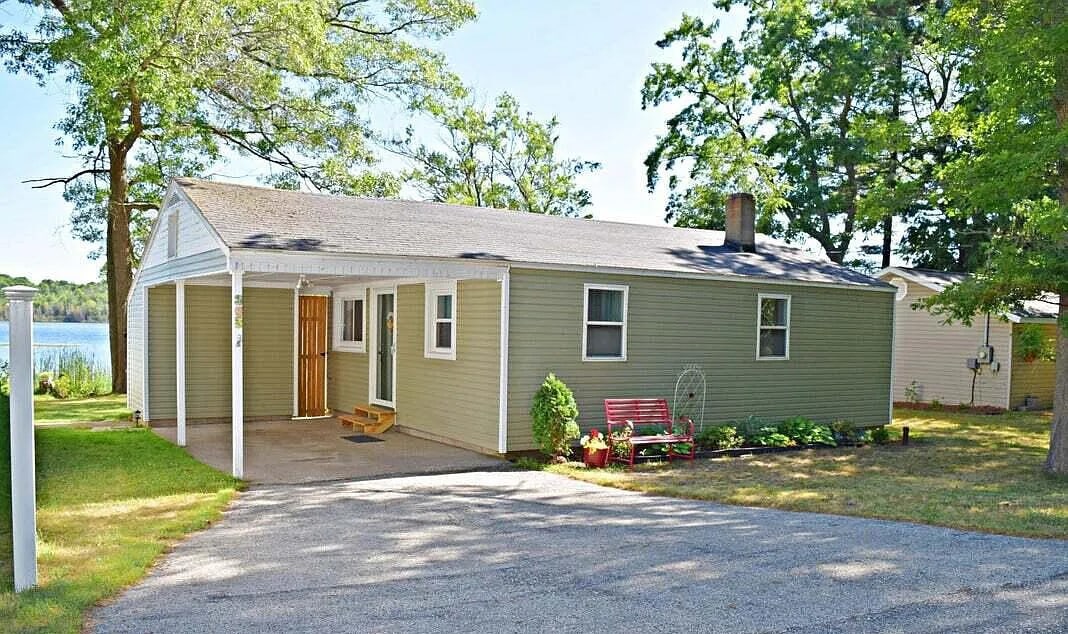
[881,267,1058,321]
[174,178,889,289]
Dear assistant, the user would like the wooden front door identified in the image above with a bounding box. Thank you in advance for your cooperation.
[297,295,329,417]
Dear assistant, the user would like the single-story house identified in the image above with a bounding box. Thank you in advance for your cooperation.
[878,267,1059,410]
[128,178,895,477]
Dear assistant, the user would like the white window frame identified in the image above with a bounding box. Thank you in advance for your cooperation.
[332,288,367,353]
[756,292,791,361]
[582,283,628,362]
[166,212,179,259]
[424,280,458,360]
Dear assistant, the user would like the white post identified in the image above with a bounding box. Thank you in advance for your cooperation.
[231,270,244,479]
[175,280,186,447]
[4,285,38,592]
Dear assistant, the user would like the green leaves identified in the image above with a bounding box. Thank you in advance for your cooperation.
[644,2,967,267]
[393,92,600,216]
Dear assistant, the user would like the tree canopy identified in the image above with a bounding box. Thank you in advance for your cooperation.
[0,274,107,322]
[918,0,1068,473]
[392,93,600,216]
[642,1,984,268]
[1,0,477,390]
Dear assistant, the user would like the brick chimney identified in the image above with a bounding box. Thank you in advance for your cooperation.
[725,192,757,253]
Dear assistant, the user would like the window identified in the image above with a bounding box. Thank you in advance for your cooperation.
[425,280,457,360]
[583,284,628,361]
[757,293,791,360]
[332,291,366,353]
[167,212,179,259]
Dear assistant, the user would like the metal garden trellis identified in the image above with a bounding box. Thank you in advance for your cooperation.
[672,364,707,432]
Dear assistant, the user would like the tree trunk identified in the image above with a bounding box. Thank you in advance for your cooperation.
[1047,296,1068,474]
[881,213,893,269]
[106,141,133,394]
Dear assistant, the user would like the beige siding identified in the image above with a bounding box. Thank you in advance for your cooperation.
[887,280,1011,408]
[328,289,370,413]
[396,280,501,453]
[146,285,293,419]
[1009,323,1057,409]
[506,269,894,451]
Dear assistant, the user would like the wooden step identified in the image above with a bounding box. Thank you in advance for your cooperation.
[339,407,396,434]
[353,404,396,426]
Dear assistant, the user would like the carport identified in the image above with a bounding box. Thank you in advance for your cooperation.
[152,418,507,484]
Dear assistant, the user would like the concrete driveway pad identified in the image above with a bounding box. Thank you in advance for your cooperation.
[93,471,1068,633]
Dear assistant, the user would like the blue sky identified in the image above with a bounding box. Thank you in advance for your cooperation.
[0,1,742,284]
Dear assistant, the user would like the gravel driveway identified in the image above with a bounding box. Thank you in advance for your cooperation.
[93,470,1068,633]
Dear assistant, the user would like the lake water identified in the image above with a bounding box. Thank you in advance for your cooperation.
[0,321,111,371]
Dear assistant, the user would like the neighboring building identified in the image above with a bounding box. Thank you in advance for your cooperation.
[128,179,895,476]
[878,267,1059,410]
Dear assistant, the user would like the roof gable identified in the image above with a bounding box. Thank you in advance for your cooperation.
[878,267,1058,322]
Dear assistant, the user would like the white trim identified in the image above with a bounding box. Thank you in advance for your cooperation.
[498,269,510,454]
[232,249,504,280]
[582,283,629,362]
[424,280,458,360]
[1004,323,1014,409]
[332,288,368,353]
[141,285,150,419]
[888,292,895,423]
[175,280,186,446]
[369,285,397,408]
[231,269,244,479]
[292,288,299,418]
[756,293,791,361]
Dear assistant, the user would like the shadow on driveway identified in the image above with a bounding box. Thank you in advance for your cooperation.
[93,471,1068,633]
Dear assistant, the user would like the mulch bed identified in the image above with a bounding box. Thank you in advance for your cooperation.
[893,401,1005,415]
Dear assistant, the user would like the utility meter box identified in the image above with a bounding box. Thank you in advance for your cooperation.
[976,345,994,364]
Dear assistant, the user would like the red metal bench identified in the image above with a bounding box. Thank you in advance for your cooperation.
[604,398,696,467]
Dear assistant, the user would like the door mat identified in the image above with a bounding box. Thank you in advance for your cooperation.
[343,435,385,444]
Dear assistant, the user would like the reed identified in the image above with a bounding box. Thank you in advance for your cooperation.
[35,348,110,399]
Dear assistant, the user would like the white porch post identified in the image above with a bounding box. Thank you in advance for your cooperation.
[231,269,244,479]
[175,280,186,446]
[4,285,38,592]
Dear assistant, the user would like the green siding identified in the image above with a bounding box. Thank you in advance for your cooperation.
[146,285,293,420]
[184,286,229,419]
[244,288,295,417]
[148,285,177,418]
[328,290,370,413]
[396,280,500,453]
[506,269,893,451]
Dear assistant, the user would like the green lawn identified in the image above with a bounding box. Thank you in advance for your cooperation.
[0,395,239,633]
[34,393,131,423]
[552,409,1068,539]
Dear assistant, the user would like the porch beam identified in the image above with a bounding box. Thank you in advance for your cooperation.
[231,269,244,479]
[231,250,505,281]
[176,280,187,446]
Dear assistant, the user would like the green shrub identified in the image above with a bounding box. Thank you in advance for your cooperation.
[831,420,866,444]
[50,374,73,399]
[870,425,891,444]
[697,425,743,450]
[530,373,580,460]
[777,416,836,447]
[748,428,794,447]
